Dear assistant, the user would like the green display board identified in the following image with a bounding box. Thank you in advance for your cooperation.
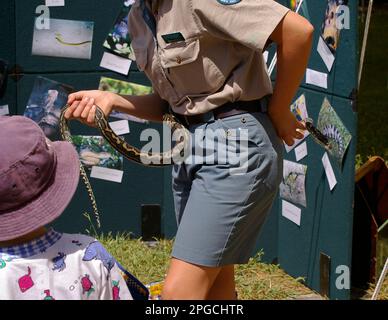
[2,0,175,239]
[260,1,358,300]
[14,0,128,73]
[15,72,174,239]
[0,0,358,300]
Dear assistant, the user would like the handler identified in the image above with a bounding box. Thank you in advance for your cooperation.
[65,0,314,300]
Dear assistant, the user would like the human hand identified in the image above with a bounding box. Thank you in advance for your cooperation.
[268,107,306,146]
[64,90,117,126]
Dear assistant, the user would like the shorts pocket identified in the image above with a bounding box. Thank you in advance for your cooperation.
[217,113,267,148]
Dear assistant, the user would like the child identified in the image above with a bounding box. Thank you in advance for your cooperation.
[0,115,148,300]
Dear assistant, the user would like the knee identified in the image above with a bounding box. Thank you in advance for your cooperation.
[162,277,209,300]
[161,279,180,300]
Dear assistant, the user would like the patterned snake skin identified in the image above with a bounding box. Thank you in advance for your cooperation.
[59,104,190,228]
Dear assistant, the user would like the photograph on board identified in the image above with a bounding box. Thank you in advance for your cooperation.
[284,94,310,153]
[103,2,133,59]
[279,160,308,208]
[98,76,152,123]
[290,0,302,11]
[320,0,349,55]
[0,105,9,116]
[317,97,352,168]
[289,0,310,20]
[32,18,94,60]
[24,76,73,139]
[71,135,124,171]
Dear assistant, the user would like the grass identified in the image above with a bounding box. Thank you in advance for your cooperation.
[366,278,388,300]
[100,233,388,300]
[234,253,313,300]
[99,234,315,300]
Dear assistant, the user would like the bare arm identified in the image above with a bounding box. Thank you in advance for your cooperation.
[268,11,314,146]
[64,90,167,125]
[113,92,167,122]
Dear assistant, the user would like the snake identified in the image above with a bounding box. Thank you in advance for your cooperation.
[305,117,333,151]
[55,33,93,46]
[59,104,190,228]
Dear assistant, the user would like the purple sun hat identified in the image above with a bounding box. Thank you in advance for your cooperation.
[0,115,80,241]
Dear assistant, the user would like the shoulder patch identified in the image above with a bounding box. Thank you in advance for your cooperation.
[217,0,241,5]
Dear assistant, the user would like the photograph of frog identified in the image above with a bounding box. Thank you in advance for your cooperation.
[71,135,123,171]
[24,76,73,139]
[317,97,352,168]
[280,160,308,208]
[320,0,349,54]
[98,76,152,123]
[103,1,134,59]
[284,94,310,153]
[32,19,94,59]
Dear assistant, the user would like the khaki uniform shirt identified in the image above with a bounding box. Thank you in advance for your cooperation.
[128,0,289,115]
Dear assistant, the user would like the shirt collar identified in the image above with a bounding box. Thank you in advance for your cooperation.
[0,228,62,259]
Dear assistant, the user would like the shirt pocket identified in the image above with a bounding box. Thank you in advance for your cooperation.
[160,39,200,68]
[159,39,225,96]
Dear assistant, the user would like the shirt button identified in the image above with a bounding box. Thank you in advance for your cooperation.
[176,56,182,64]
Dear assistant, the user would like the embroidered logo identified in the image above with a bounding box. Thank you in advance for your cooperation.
[217,0,241,5]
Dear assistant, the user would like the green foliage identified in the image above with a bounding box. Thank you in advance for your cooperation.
[71,135,123,170]
[357,8,388,166]
[99,77,153,96]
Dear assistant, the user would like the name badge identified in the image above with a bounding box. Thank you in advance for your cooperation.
[161,32,185,44]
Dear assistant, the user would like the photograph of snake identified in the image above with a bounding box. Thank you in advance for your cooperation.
[71,135,123,171]
[32,18,94,59]
[279,160,308,208]
[24,76,73,139]
[320,0,349,55]
[103,2,133,59]
[317,97,352,168]
[98,76,152,123]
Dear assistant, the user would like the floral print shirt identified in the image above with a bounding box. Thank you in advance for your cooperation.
[0,229,147,300]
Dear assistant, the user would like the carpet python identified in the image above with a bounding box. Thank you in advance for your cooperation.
[59,104,190,228]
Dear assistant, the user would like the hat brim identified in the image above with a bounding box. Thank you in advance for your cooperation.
[0,141,80,241]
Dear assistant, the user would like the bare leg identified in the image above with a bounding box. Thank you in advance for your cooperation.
[207,265,237,300]
[162,258,222,300]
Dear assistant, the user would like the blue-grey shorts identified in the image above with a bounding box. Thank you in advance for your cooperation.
[171,110,284,267]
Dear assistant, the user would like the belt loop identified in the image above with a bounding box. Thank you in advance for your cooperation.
[207,111,215,123]
[261,95,270,113]
[183,115,190,127]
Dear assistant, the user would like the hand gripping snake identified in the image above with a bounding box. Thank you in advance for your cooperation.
[59,104,190,228]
